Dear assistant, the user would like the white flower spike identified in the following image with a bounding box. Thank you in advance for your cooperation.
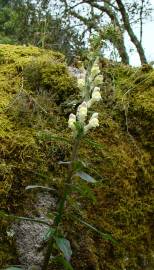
[91,112,99,119]
[89,117,99,128]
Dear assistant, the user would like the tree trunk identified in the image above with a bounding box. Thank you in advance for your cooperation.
[116,0,147,64]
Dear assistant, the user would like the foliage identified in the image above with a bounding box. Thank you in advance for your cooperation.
[0,0,85,63]
[56,0,152,64]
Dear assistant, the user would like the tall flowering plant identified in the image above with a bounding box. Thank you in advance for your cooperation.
[40,47,103,266]
[41,86,102,270]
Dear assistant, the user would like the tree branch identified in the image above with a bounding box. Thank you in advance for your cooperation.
[115,0,147,64]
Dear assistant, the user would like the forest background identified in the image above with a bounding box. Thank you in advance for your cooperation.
[0,0,154,66]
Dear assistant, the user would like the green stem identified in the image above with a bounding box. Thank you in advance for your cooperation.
[41,137,80,270]
[85,57,94,101]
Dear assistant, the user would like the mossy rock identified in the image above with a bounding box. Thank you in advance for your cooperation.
[0,47,153,270]
[0,44,76,207]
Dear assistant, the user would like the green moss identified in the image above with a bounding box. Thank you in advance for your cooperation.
[23,55,78,104]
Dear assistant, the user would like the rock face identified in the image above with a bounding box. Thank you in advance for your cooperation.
[0,46,154,270]
[12,193,56,268]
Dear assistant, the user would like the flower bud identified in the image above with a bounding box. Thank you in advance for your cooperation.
[91,112,99,119]
[77,101,87,123]
[84,113,99,133]
[68,113,76,130]
[93,86,100,92]
[92,87,102,102]
[89,113,99,127]
[89,117,99,128]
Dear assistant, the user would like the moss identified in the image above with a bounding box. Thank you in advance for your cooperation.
[23,56,78,104]
[81,64,154,270]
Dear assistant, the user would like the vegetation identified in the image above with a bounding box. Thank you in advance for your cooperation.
[0,1,153,269]
[0,44,153,269]
[0,0,84,62]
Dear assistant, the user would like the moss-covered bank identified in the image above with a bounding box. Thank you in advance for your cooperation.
[0,44,77,266]
[0,45,154,270]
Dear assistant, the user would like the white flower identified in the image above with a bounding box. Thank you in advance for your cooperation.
[91,112,99,119]
[7,229,15,238]
[89,113,99,128]
[89,117,99,128]
[68,113,76,130]
[92,87,102,102]
[87,88,102,108]
[93,86,100,92]
[84,113,99,133]
[77,101,87,123]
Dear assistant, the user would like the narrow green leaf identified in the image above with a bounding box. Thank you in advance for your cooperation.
[4,267,23,270]
[25,185,56,192]
[0,210,7,218]
[77,218,117,244]
[75,171,96,183]
[0,211,50,226]
[55,237,72,261]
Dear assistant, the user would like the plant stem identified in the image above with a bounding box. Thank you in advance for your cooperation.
[41,137,80,270]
